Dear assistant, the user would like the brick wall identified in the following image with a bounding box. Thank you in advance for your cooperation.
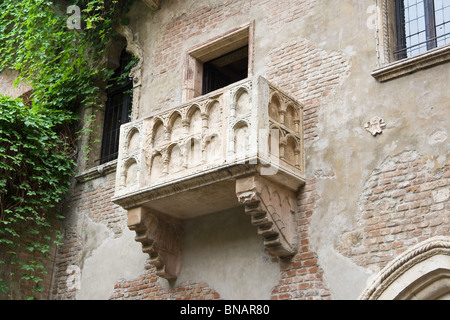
[150,0,253,110]
[110,262,221,300]
[49,0,448,300]
[270,178,332,300]
[255,0,317,32]
[153,0,251,75]
[266,39,350,143]
[50,170,127,299]
[338,150,450,271]
[50,0,348,301]
[265,32,350,300]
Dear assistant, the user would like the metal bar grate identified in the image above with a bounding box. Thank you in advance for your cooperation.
[99,49,133,164]
[395,0,450,59]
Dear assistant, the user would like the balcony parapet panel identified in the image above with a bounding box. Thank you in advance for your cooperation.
[112,76,305,279]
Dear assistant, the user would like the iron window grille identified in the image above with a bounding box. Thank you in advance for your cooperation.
[100,50,133,164]
[395,0,450,60]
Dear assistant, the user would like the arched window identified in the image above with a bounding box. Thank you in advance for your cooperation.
[100,49,133,164]
[360,236,450,300]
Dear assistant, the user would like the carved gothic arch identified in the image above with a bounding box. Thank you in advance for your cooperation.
[360,236,450,300]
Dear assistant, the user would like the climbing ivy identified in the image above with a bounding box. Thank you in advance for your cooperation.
[0,0,135,299]
[0,95,73,298]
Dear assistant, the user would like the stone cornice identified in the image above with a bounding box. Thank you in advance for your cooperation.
[75,160,117,183]
[372,44,450,82]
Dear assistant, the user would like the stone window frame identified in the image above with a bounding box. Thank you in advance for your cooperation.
[76,25,144,178]
[99,48,134,165]
[372,0,450,82]
[182,21,255,102]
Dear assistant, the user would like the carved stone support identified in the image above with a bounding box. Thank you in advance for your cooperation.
[236,174,298,258]
[127,207,182,279]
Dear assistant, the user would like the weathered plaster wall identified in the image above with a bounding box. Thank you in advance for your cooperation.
[110,208,281,300]
[52,171,280,300]
[293,0,450,299]
[0,70,32,99]
[51,0,449,300]
[51,171,131,299]
[0,69,32,99]
[76,225,148,300]
[176,209,280,300]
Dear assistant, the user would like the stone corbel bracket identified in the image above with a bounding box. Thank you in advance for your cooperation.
[127,207,182,279]
[236,174,298,258]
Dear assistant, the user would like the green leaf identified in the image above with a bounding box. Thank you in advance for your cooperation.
[0,0,135,299]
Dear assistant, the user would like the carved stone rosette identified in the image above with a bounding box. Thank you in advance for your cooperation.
[365,116,386,136]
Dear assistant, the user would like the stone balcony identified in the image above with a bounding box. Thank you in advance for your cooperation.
[112,76,305,279]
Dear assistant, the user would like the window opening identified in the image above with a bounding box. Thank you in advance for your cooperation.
[395,0,450,59]
[183,22,254,101]
[100,49,133,164]
[202,45,249,95]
